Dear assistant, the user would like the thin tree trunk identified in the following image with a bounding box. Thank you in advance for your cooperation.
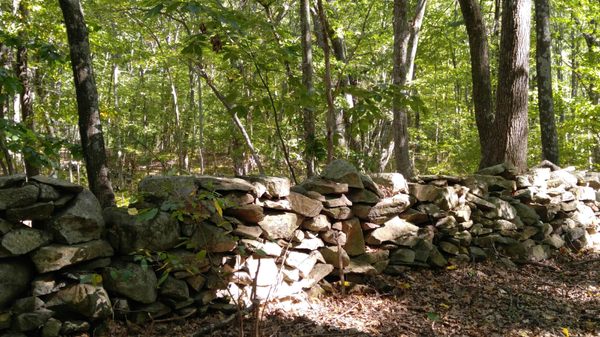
[197,67,205,174]
[392,0,413,177]
[16,1,39,176]
[490,0,531,173]
[316,0,337,164]
[59,0,115,207]
[300,0,316,177]
[534,0,559,164]
[406,0,427,82]
[0,44,15,174]
[458,0,495,169]
[198,69,265,175]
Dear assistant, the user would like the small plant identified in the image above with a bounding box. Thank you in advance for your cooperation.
[132,248,208,287]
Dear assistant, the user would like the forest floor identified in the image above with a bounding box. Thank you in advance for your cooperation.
[108,249,600,337]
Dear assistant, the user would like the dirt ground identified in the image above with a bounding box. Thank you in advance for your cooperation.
[107,250,600,337]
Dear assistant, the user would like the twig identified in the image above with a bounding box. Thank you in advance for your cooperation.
[571,257,600,265]
[192,313,238,337]
[151,308,197,323]
[513,259,561,272]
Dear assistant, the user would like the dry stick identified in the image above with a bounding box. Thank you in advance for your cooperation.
[513,259,562,272]
[152,308,197,323]
[571,257,600,265]
[336,232,345,296]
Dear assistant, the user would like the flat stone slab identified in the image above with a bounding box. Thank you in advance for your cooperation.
[30,240,114,273]
[30,176,83,193]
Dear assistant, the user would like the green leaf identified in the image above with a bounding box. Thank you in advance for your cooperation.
[426,312,441,322]
[157,272,170,287]
[136,208,159,222]
[144,4,164,19]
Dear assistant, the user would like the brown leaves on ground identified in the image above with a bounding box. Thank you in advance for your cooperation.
[109,251,600,337]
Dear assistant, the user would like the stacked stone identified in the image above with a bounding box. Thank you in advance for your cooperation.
[0,175,113,337]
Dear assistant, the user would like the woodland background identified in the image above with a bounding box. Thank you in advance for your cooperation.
[0,0,599,200]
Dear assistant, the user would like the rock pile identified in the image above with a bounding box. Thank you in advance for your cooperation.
[1,161,599,336]
[0,175,113,336]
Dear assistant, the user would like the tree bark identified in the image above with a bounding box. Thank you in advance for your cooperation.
[392,0,413,177]
[59,0,115,207]
[534,0,559,164]
[300,0,316,177]
[490,0,531,173]
[457,0,495,169]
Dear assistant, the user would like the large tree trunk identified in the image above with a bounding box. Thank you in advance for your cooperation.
[300,0,316,177]
[392,0,413,177]
[534,0,559,164]
[59,0,115,207]
[457,0,494,169]
[490,0,532,173]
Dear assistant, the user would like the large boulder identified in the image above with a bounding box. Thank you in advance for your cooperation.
[0,258,33,309]
[102,261,158,304]
[30,240,114,273]
[320,160,364,189]
[47,190,104,244]
[104,207,181,254]
[0,174,26,189]
[258,212,302,239]
[45,284,112,320]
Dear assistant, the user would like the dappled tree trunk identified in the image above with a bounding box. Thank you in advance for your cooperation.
[406,0,427,82]
[457,0,494,169]
[301,0,316,177]
[534,0,559,164]
[392,0,413,177]
[0,44,15,175]
[16,1,39,177]
[59,0,115,207]
[490,0,531,173]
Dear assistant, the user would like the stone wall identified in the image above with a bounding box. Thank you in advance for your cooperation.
[1,160,599,336]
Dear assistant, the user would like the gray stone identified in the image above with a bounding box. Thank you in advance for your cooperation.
[31,240,114,273]
[103,261,157,304]
[6,202,54,221]
[45,284,112,320]
[41,318,62,337]
[11,297,44,314]
[60,320,89,334]
[190,222,236,253]
[288,192,323,217]
[365,216,419,245]
[428,247,448,267]
[31,276,67,297]
[285,251,318,277]
[439,241,460,255]
[320,159,364,189]
[344,258,378,274]
[196,176,255,194]
[223,192,255,206]
[0,311,12,330]
[450,205,471,222]
[138,175,197,201]
[469,246,487,261]
[549,169,578,188]
[48,189,104,244]
[130,302,171,323]
[37,183,61,202]
[527,245,550,262]
[0,174,26,188]
[1,227,52,255]
[160,277,190,301]
[323,195,352,208]
[258,212,302,239]
[512,202,540,225]
[409,184,442,202]
[347,189,380,205]
[302,263,334,289]
[360,174,384,197]
[477,163,518,178]
[0,259,32,309]
[321,206,353,220]
[389,248,416,264]
[0,219,13,235]
[319,246,350,268]
[369,173,408,194]
[543,234,565,249]
[293,237,325,250]
[352,194,412,223]
[398,209,429,225]
[104,207,181,254]
[484,197,517,220]
[0,185,39,210]
[301,177,349,195]
[233,224,263,239]
[302,214,331,232]
[261,199,292,211]
[241,239,283,257]
[341,218,365,256]
[30,176,83,193]
[225,204,265,223]
[466,193,496,210]
[320,230,346,246]
[245,256,279,286]
[13,309,53,332]
[241,176,290,198]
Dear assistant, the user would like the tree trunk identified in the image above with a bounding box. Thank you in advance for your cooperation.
[59,0,115,207]
[406,0,427,82]
[392,0,413,177]
[300,0,316,177]
[534,0,559,164]
[457,0,495,169]
[16,1,39,176]
[490,0,531,173]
